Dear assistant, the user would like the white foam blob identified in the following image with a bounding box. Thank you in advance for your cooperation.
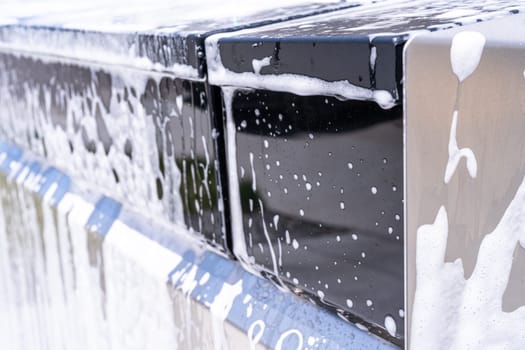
[384,315,396,337]
[252,56,271,75]
[444,110,477,183]
[450,31,486,82]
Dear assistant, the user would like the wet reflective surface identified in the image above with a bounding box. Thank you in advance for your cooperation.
[0,52,227,250]
[230,89,404,342]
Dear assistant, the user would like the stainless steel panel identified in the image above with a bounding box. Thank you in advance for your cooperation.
[406,14,525,348]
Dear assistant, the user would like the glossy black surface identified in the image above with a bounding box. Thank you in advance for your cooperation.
[218,0,522,102]
[229,89,404,342]
[0,52,228,251]
[0,2,352,76]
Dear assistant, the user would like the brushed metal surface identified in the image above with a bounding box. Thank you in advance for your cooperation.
[406,14,525,345]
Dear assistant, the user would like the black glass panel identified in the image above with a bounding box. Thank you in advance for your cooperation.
[231,89,404,343]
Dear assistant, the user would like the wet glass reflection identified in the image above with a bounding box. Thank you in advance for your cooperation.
[231,89,404,343]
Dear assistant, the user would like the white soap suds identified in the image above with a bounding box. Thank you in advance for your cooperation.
[275,329,303,350]
[444,110,477,183]
[355,323,368,332]
[384,315,396,337]
[450,31,486,82]
[222,88,254,269]
[370,46,377,71]
[412,168,525,349]
[252,56,272,75]
[0,57,189,232]
[0,176,184,350]
[273,214,279,231]
[247,320,265,350]
[249,152,257,192]
[206,34,395,109]
[435,9,480,20]
[210,279,244,350]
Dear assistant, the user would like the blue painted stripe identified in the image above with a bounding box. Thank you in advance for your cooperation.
[0,141,23,172]
[0,142,70,204]
[86,196,122,236]
[167,249,399,350]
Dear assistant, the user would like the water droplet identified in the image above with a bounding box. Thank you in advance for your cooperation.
[308,336,316,346]
[240,120,247,128]
[399,309,405,318]
[346,299,353,308]
[352,234,358,240]
[305,182,312,191]
[388,227,393,234]
[366,299,373,307]
[361,252,366,258]
[254,108,260,116]
[317,290,325,299]
[336,235,341,242]
[395,214,400,221]
[263,139,269,148]
[392,185,397,191]
[308,133,314,139]
[293,278,299,284]
[347,162,353,169]
[340,201,345,210]
[292,239,299,250]
[383,158,388,164]
[299,209,305,216]
[371,186,378,194]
